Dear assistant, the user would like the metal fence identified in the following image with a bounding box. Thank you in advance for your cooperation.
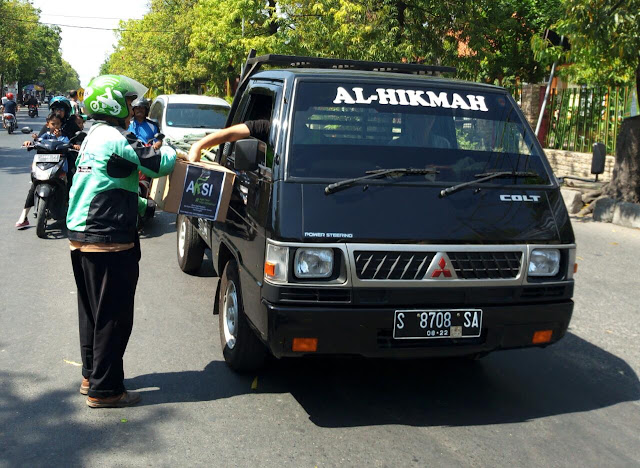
[543,86,632,155]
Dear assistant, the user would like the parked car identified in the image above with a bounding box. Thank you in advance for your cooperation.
[177,53,577,372]
[149,94,230,142]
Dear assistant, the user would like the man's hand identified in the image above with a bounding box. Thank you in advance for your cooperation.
[22,141,33,147]
[31,132,37,139]
[153,140,162,150]
[73,144,81,151]
[188,143,202,163]
[53,128,61,137]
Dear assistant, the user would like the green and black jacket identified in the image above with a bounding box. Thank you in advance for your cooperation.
[67,121,176,244]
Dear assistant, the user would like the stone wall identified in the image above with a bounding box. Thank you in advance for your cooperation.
[544,148,615,181]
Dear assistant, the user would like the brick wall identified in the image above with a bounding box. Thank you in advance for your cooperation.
[544,148,615,181]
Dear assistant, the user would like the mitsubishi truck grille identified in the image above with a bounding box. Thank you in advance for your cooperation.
[354,252,435,280]
[447,252,522,279]
[354,251,522,280]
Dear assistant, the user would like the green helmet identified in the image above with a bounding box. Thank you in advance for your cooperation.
[83,75,148,119]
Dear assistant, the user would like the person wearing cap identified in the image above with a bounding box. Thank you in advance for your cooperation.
[67,75,177,408]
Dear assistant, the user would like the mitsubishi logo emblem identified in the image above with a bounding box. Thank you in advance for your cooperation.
[432,257,452,278]
[424,253,458,280]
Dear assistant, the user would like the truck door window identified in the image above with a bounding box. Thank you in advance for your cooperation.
[240,92,275,168]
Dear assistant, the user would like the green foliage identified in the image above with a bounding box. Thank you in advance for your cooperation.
[542,0,640,86]
[0,0,80,93]
[108,0,640,98]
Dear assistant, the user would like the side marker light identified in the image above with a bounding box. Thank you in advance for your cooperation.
[292,338,318,352]
[532,330,553,344]
[574,263,578,274]
[264,262,276,278]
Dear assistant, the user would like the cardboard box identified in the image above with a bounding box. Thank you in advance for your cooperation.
[152,159,235,222]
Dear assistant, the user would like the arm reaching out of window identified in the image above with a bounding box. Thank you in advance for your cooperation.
[188,123,251,162]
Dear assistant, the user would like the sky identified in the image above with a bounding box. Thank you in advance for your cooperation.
[30,0,151,88]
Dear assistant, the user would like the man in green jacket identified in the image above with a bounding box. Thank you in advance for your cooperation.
[67,75,176,408]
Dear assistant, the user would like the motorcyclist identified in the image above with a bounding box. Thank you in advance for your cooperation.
[67,74,176,408]
[35,96,80,140]
[1,92,19,128]
[127,97,161,148]
[26,94,39,115]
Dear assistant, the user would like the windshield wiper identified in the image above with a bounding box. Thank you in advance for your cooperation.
[438,171,538,198]
[325,168,439,195]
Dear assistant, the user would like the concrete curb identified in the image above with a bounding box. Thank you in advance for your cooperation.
[592,197,640,228]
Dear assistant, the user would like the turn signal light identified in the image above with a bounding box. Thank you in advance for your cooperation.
[292,338,318,352]
[532,330,553,344]
[574,263,578,274]
[264,261,276,278]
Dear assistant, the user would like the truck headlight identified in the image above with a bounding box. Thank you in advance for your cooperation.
[294,248,333,279]
[528,249,561,277]
[265,243,288,282]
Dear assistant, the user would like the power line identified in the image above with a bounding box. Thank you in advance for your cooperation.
[37,12,143,21]
[6,17,174,33]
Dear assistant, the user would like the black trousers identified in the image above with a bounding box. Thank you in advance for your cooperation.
[71,247,140,398]
[24,183,35,209]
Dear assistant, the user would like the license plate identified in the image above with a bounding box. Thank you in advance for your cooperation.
[34,154,61,163]
[393,309,482,339]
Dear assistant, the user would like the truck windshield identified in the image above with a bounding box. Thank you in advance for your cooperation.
[288,82,550,185]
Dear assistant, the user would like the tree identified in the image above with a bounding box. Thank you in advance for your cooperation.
[0,0,80,96]
[552,0,640,96]
[550,1,640,203]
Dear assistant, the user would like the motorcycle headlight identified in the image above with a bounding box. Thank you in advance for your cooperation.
[528,249,561,277]
[294,248,334,279]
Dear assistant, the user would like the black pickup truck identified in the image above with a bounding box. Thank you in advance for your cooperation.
[176,52,576,371]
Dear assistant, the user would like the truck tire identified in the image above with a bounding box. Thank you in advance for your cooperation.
[36,198,47,238]
[218,260,266,372]
[176,214,205,273]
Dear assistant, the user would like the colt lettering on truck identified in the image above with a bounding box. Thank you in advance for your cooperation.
[175,53,576,371]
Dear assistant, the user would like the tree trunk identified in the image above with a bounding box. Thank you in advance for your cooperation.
[605,116,640,203]
[636,61,640,110]
[268,0,278,36]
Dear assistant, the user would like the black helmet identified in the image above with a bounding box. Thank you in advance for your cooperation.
[131,97,151,110]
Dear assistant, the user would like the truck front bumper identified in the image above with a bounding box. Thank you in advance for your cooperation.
[264,301,573,358]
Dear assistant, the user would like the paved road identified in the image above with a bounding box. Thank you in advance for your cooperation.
[1,106,638,467]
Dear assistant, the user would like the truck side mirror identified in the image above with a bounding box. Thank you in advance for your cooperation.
[591,142,606,181]
[234,139,266,172]
[21,127,32,134]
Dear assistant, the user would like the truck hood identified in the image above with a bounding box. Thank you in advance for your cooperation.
[283,182,570,244]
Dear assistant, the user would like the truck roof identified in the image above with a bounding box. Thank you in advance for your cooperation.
[250,68,506,92]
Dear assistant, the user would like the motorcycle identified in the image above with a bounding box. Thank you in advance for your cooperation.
[137,132,164,228]
[3,113,16,134]
[22,128,84,238]
[28,105,38,118]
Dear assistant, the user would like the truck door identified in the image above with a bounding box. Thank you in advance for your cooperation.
[220,81,282,336]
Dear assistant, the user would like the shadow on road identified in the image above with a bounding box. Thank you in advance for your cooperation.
[0,370,171,466]
[0,146,31,175]
[122,332,639,428]
[1,334,637,464]
[139,210,177,239]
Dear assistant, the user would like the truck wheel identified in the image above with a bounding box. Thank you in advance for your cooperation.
[218,260,266,372]
[176,214,205,273]
[36,198,47,238]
